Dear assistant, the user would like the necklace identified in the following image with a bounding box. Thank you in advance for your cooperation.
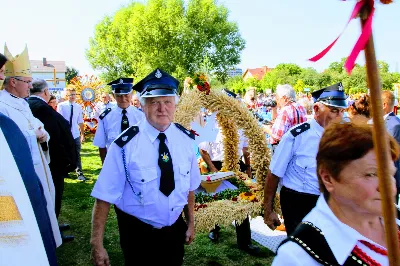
[352,230,400,266]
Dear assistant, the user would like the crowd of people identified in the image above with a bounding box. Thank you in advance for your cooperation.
[1,45,400,266]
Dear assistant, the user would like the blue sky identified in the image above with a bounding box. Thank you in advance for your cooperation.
[1,0,399,75]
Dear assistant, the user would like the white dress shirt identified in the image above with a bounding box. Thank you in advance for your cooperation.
[272,196,389,266]
[198,127,248,161]
[91,119,201,228]
[93,106,145,149]
[57,101,84,139]
[270,119,323,195]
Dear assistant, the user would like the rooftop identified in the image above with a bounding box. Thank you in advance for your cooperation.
[30,60,66,73]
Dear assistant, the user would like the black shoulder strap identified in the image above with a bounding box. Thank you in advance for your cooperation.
[174,123,195,140]
[290,122,310,137]
[278,222,339,266]
[99,108,112,120]
[114,126,139,148]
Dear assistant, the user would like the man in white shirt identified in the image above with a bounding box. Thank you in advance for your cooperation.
[93,78,144,164]
[90,69,201,266]
[93,92,116,119]
[57,86,86,181]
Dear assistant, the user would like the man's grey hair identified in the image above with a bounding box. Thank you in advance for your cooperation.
[276,84,296,102]
[31,79,48,94]
[138,95,180,107]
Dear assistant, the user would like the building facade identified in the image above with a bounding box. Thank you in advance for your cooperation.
[30,60,66,91]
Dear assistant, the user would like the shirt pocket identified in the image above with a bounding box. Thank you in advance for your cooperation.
[107,131,119,144]
[128,167,159,205]
[293,157,317,177]
[177,164,191,193]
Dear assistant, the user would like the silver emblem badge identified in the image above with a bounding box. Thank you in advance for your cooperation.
[119,78,124,84]
[122,136,128,141]
[155,69,162,79]
[338,83,343,91]
[296,128,301,132]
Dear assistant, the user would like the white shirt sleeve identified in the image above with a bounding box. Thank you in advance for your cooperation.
[93,119,106,148]
[198,141,210,153]
[272,241,319,266]
[269,130,295,178]
[91,142,127,204]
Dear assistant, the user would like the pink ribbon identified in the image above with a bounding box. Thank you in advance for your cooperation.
[308,0,374,74]
[344,6,374,74]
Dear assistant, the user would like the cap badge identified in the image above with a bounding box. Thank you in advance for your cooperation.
[338,83,343,91]
[122,136,128,141]
[119,78,124,84]
[155,69,162,79]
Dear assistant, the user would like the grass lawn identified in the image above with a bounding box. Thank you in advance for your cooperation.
[56,138,275,266]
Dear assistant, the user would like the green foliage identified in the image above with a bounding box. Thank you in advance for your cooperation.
[66,66,79,84]
[87,0,245,86]
[195,178,250,204]
[223,59,400,95]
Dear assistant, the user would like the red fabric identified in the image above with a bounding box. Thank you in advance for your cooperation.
[270,103,307,144]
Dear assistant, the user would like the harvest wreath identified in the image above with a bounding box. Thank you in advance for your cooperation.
[174,88,281,232]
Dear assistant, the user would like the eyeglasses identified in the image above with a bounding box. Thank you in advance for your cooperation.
[13,77,32,85]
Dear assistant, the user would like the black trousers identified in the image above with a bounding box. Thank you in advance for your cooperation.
[280,186,319,236]
[115,207,187,266]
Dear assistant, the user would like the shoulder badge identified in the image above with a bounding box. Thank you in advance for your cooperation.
[114,126,139,148]
[99,108,112,120]
[174,123,195,140]
[290,123,310,137]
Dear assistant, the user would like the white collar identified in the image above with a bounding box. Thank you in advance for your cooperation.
[30,95,47,103]
[143,119,173,144]
[383,112,393,120]
[310,118,324,137]
[0,90,30,111]
[305,196,386,265]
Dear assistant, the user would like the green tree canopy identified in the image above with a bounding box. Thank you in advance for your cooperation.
[66,66,79,84]
[87,0,245,88]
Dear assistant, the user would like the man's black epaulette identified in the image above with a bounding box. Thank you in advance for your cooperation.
[114,126,139,148]
[99,108,112,120]
[290,123,310,137]
[174,123,195,140]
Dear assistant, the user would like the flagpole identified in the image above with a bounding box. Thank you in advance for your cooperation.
[361,2,400,265]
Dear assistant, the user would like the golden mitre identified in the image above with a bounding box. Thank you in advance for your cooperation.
[4,44,32,77]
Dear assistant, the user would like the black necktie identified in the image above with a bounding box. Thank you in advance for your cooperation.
[158,133,175,196]
[121,109,129,132]
[69,104,73,129]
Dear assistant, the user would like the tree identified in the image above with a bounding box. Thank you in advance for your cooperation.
[87,0,245,86]
[293,79,306,93]
[66,66,79,84]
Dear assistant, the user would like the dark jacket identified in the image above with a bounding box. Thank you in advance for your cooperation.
[0,111,58,266]
[28,96,76,176]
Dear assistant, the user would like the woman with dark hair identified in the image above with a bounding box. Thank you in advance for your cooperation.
[48,95,57,111]
[0,53,7,81]
[347,94,371,119]
[273,121,399,266]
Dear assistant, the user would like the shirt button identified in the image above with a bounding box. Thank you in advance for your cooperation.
[187,171,189,174]
[171,208,174,211]
[141,179,145,182]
